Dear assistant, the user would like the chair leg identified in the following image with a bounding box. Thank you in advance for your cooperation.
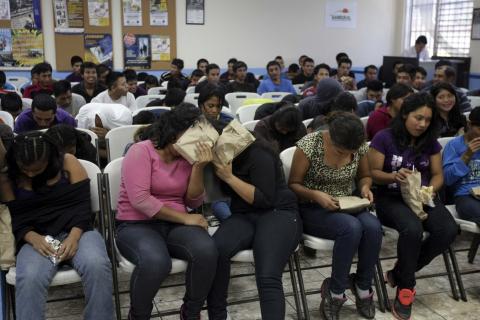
[442,251,459,301]
[287,256,303,320]
[467,234,480,264]
[448,246,467,302]
[376,260,391,312]
[372,266,385,313]
[6,283,15,320]
[293,251,310,320]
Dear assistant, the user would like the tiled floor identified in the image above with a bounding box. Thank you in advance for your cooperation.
[29,231,480,319]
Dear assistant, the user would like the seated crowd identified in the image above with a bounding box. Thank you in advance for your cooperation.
[0,47,479,320]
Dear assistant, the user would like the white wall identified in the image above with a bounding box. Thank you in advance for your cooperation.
[175,0,405,69]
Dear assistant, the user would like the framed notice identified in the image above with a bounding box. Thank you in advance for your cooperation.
[186,0,204,25]
[472,8,480,40]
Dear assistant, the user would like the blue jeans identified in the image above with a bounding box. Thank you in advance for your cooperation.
[300,203,383,294]
[116,220,218,320]
[455,195,480,226]
[207,209,302,320]
[15,230,113,320]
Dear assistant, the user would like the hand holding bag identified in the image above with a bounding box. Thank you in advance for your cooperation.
[400,169,434,221]
[173,117,219,165]
[213,119,255,166]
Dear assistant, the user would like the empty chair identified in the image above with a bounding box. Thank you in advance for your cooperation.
[147,86,168,95]
[225,92,260,114]
[105,124,144,162]
[184,93,200,106]
[136,94,166,109]
[260,92,291,101]
[0,111,14,129]
[236,104,261,123]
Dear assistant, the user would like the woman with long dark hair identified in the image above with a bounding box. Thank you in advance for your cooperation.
[368,92,458,320]
[0,132,113,319]
[431,81,467,137]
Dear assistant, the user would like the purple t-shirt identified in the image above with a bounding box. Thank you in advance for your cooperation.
[369,128,441,193]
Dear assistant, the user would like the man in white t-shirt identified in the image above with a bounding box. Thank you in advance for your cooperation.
[402,35,430,61]
[92,71,137,112]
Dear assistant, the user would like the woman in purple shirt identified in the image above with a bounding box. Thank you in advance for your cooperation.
[115,105,218,320]
[368,92,457,320]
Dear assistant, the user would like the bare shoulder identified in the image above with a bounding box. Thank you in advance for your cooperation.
[63,154,88,183]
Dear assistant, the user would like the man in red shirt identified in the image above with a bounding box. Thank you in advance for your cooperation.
[23,62,54,99]
[366,83,413,140]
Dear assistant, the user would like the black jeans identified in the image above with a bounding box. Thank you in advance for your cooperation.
[207,209,302,320]
[376,194,458,289]
[455,195,480,226]
[116,220,218,320]
[300,203,383,294]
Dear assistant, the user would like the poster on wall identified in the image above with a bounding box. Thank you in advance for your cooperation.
[150,0,168,26]
[84,33,113,67]
[10,0,42,31]
[325,0,357,29]
[12,28,43,67]
[124,33,151,68]
[54,0,84,33]
[186,0,204,25]
[0,28,13,66]
[151,35,170,61]
[123,0,142,26]
[88,0,110,27]
[472,8,480,40]
[0,0,10,20]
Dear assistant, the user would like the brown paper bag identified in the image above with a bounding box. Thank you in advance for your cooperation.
[400,170,432,221]
[337,196,371,213]
[470,186,480,200]
[213,119,255,166]
[0,204,15,270]
[173,117,219,165]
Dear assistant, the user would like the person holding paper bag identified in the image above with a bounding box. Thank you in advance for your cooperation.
[368,92,458,320]
[207,139,301,320]
[289,112,382,320]
[116,105,218,320]
[443,107,480,226]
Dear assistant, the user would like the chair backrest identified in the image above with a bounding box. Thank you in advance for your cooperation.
[469,96,480,109]
[236,104,261,123]
[242,120,259,132]
[360,116,369,128]
[22,98,32,109]
[184,93,200,106]
[186,86,196,94]
[438,137,454,151]
[260,92,291,101]
[147,86,167,95]
[293,84,303,95]
[225,92,260,114]
[7,76,29,89]
[136,94,166,109]
[105,125,144,162]
[302,118,313,128]
[76,128,98,147]
[78,159,102,212]
[0,110,14,129]
[103,157,124,211]
[133,106,171,116]
[280,146,296,181]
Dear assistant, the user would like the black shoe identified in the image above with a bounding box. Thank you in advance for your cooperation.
[392,288,415,320]
[349,273,375,319]
[319,278,347,320]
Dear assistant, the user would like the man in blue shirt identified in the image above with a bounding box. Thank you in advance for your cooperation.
[257,61,296,95]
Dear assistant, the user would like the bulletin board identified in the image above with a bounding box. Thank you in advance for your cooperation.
[121,0,176,70]
[54,0,113,71]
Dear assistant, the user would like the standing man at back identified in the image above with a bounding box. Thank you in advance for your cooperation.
[403,35,430,61]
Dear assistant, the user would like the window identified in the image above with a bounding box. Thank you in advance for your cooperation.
[406,0,474,57]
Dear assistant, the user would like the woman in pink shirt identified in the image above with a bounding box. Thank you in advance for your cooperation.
[115,104,218,320]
